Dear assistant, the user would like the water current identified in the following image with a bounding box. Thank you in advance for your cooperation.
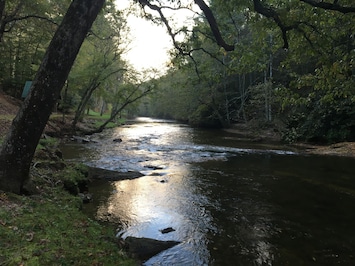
[61,117,355,265]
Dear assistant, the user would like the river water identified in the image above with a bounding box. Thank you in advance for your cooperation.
[61,117,355,265]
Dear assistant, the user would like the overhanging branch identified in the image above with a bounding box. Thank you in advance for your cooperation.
[194,0,234,51]
[253,0,293,49]
[137,0,234,52]
[300,0,355,13]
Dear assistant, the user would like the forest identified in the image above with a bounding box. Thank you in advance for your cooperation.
[142,0,355,144]
[0,0,354,144]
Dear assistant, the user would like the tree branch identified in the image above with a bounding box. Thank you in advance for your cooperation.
[253,0,293,50]
[194,0,234,51]
[5,14,59,25]
[137,0,184,54]
[300,0,355,13]
[138,0,234,52]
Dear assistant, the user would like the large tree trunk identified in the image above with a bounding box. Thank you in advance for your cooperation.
[0,0,105,194]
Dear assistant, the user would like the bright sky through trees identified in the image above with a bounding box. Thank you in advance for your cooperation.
[125,15,171,71]
[115,1,196,73]
[115,1,172,72]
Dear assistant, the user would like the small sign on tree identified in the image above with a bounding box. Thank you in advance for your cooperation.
[21,81,32,98]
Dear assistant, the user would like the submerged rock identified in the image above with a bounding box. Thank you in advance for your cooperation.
[159,227,175,234]
[78,192,93,203]
[88,166,144,181]
[144,164,165,170]
[124,236,180,261]
[71,136,91,143]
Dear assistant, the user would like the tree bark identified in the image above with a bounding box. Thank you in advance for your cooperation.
[0,0,7,42]
[0,0,105,194]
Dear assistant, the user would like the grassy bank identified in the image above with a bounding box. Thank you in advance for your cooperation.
[0,138,137,266]
[0,190,136,265]
[85,110,125,130]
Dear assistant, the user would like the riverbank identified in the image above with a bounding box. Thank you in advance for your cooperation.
[0,93,139,265]
[2,91,355,158]
[0,154,137,265]
[224,122,355,158]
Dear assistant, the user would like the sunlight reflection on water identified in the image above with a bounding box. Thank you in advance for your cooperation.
[86,118,279,265]
[71,118,355,265]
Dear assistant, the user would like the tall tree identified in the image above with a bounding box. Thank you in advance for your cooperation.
[0,0,105,194]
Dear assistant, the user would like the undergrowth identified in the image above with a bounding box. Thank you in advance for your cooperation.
[0,164,136,266]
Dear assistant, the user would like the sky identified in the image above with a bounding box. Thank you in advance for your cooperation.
[115,1,172,72]
[115,1,196,73]
[124,15,172,72]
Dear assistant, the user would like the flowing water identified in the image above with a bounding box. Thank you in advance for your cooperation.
[61,117,355,265]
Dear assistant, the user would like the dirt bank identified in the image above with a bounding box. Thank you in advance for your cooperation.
[0,91,21,137]
[224,122,355,158]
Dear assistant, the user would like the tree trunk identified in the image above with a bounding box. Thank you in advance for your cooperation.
[0,0,6,42]
[72,81,101,128]
[0,0,105,194]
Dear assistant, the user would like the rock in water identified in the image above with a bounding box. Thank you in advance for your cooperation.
[124,236,180,261]
[159,227,175,234]
[88,166,144,181]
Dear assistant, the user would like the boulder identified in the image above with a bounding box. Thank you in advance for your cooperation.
[124,236,180,261]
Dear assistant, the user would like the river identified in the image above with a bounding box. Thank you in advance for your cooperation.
[61,117,355,265]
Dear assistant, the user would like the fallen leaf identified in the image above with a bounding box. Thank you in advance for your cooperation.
[26,232,34,242]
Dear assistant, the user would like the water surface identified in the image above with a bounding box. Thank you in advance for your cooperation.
[61,118,355,265]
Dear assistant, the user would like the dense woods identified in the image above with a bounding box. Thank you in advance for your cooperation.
[0,0,354,193]
[143,0,355,144]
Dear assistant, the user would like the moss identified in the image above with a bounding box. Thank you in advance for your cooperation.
[54,163,90,195]
[0,168,137,266]
[37,136,60,151]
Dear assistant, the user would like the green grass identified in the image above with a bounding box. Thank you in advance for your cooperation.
[86,110,111,120]
[86,109,126,129]
[0,166,137,266]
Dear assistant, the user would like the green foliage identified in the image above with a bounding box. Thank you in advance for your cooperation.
[189,104,222,128]
[146,0,355,143]
[0,0,67,97]
[1,0,354,143]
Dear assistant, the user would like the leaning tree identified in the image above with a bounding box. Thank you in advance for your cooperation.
[0,0,105,193]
